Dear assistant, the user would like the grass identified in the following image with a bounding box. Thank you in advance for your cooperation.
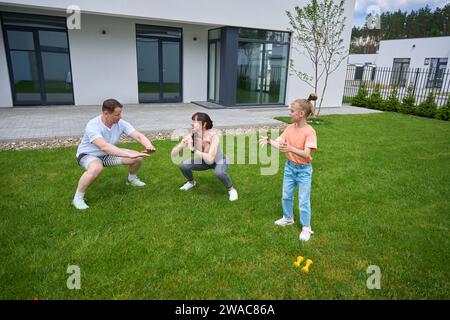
[138,82,180,93]
[15,80,73,94]
[0,113,449,299]
[236,88,282,104]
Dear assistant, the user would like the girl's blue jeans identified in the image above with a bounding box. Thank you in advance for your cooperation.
[282,160,313,226]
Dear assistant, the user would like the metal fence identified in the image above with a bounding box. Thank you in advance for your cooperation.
[343,65,450,107]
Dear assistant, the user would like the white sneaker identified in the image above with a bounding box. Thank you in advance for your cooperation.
[72,197,89,210]
[228,189,238,201]
[180,181,196,190]
[299,226,314,241]
[126,176,146,187]
[274,217,294,226]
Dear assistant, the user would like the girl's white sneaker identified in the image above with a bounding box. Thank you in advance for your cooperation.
[274,217,294,226]
[228,189,238,201]
[299,226,314,241]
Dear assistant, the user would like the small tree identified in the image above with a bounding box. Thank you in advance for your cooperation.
[416,91,438,118]
[383,88,401,112]
[399,85,416,115]
[435,96,450,121]
[351,82,368,107]
[287,0,347,116]
[367,84,383,110]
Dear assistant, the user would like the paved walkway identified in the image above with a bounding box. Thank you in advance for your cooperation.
[0,103,380,141]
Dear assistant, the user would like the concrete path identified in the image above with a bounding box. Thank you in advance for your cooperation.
[0,103,380,141]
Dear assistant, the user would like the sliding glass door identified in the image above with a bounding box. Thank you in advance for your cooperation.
[1,12,74,106]
[236,42,264,104]
[207,29,221,103]
[207,41,221,102]
[262,43,288,104]
[136,25,182,103]
[236,42,288,105]
[236,29,289,105]
[162,40,181,100]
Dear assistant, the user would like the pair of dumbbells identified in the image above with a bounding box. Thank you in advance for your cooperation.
[293,256,313,273]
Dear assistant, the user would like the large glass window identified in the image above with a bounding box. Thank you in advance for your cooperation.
[427,58,447,88]
[206,27,290,106]
[238,29,290,43]
[236,28,289,105]
[1,12,74,106]
[136,24,182,103]
[262,43,288,104]
[162,40,181,100]
[137,38,160,101]
[237,42,264,104]
[390,58,410,87]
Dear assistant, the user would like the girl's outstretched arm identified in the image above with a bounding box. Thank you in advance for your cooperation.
[259,136,282,149]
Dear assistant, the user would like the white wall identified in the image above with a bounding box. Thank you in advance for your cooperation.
[376,36,450,69]
[348,54,377,65]
[0,17,13,107]
[68,14,139,105]
[1,0,310,31]
[68,14,209,105]
[182,24,209,103]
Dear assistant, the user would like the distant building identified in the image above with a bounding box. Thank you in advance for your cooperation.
[348,36,450,88]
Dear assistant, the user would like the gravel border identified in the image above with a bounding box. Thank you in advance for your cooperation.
[0,124,288,151]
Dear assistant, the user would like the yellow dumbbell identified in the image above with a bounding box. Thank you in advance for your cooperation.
[301,259,313,273]
[293,256,304,267]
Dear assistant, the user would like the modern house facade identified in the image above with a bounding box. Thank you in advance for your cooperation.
[348,36,450,88]
[345,36,450,106]
[0,0,355,108]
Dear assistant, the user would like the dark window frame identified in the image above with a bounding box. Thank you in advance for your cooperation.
[135,24,183,103]
[426,57,448,89]
[1,11,75,107]
[207,38,220,103]
[235,40,290,106]
[391,58,410,87]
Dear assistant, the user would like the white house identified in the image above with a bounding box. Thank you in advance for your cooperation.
[0,0,355,108]
[348,36,450,90]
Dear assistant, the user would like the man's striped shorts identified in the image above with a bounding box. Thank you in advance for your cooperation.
[77,153,123,170]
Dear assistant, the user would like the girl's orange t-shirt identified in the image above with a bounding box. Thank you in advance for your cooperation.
[277,124,317,164]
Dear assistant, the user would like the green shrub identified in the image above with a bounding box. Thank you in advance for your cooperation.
[435,99,450,121]
[383,88,401,112]
[399,85,416,115]
[367,84,384,110]
[351,82,368,107]
[416,91,438,118]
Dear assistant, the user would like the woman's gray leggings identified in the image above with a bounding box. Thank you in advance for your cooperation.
[179,157,233,189]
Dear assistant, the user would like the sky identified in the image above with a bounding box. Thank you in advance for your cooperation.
[353,0,449,27]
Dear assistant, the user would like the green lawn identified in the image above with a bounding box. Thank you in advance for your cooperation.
[1,113,449,299]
